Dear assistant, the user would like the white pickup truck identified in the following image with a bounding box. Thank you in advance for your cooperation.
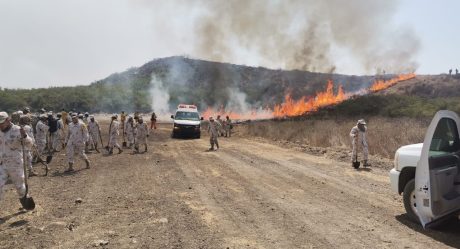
[390,110,460,228]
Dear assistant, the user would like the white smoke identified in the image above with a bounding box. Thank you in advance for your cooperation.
[149,75,171,120]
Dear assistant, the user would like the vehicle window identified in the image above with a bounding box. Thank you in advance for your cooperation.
[429,118,460,155]
[175,111,200,121]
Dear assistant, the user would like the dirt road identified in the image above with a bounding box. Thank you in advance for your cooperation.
[1,123,460,248]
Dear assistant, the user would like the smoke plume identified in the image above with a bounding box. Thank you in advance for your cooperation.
[193,0,419,73]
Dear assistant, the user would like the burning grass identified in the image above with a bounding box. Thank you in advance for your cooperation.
[236,117,429,159]
[202,73,416,120]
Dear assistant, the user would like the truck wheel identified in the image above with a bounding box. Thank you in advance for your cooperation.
[403,179,419,223]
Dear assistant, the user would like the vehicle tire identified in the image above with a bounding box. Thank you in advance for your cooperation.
[403,179,419,223]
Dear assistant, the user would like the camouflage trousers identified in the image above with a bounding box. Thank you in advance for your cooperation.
[210,134,219,149]
[109,136,121,149]
[0,160,26,201]
[351,138,368,162]
[66,143,88,164]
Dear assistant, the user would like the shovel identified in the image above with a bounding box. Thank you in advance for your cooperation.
[98,127,104,150]
[30,145,49,176]
[20,138,36,210]
[352,154,360,169]
[122,122,127,148]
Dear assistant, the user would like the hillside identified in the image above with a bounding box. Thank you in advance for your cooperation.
[1,56,381,114]
[378,74,460,98]
[291,74,460,120]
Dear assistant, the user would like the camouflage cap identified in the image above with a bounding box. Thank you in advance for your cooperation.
[0,112,8,124]
[357,119,366,125]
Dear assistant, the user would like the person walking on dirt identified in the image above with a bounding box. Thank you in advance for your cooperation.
[125,117,135,149]
[224,116,232,137]
[35,114,49,157]
[19,115,37,177]
[0,112,34,203]
[207,117,221,151]
[108,114,123,155]
[150,112,157,130]
[56,113,64,151]
[64,114,90,172]
[47,112,59,152]
[134,117,149,153]
[88,115,101,151]
[350,119,370,167]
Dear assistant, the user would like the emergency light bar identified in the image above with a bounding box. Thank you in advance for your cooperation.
[178,104,197,109]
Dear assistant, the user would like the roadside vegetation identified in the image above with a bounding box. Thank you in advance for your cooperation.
[239,93,460,159]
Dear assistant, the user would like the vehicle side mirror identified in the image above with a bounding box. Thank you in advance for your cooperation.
[200,117,204,120]
[171,115,174,119]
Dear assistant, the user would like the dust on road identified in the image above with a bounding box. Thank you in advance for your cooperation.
[1,123,459,249]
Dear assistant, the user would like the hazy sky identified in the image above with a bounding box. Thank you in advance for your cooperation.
[0,0,458,88]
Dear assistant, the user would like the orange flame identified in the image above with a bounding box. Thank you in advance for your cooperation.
[273,80,346,118]
[370,73,416,92]
[201,73,415,120]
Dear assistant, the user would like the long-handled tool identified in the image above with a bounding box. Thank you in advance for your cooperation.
[98,128,104,150]
[20,137,36,210]
[122,121,127,148]
[31,145,50,176]
[105,120,113,153]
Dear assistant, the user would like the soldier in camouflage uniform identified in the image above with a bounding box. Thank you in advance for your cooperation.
[0,112,34,202]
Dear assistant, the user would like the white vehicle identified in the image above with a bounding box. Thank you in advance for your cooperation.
[170,104,203,138]
[390,110,460,228]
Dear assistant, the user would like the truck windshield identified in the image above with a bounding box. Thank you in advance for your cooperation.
[175,111,200,121]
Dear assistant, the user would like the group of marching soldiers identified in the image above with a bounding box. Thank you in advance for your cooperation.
[0,108,156,209]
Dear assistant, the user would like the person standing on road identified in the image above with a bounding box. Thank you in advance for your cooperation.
[125,117,135,149]
[134,117,149,153]
[88,115,101,151]
[225,116,232,137]
[108,114,123,155]
[64,114,90,172]
[350,119,370,167]
[207,117,221,151]
[216,115,225,137]
[150,112,157,130]
[35,114,49,157]
[0,112,34,203]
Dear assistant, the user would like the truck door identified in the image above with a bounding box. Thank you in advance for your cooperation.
[415,110,460,227]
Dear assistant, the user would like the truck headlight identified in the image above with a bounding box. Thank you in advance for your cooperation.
[394,151,400,170]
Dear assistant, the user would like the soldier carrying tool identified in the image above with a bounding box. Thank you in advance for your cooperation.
[350,119,370,169]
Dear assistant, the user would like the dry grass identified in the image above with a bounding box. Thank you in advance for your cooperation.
[237,117,430,159]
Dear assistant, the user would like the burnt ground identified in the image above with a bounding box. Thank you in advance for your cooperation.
[1,122,460,249]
